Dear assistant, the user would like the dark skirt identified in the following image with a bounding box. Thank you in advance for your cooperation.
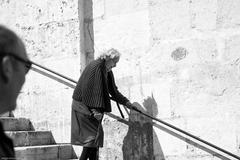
[71,99,104,147]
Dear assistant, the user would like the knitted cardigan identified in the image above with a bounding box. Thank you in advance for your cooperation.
[72,58,129,112]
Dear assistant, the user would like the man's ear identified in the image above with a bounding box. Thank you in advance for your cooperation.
[1,56,13,83]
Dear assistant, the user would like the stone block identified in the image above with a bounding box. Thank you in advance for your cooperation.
[223,34,240,62]
[189,0,217,30]
[164,154,218,160]
[58,144,77,159]
[16,0,77,25]
[104,0,148,17]
[15,144,77,160]
[0,0,17,26]
[101,119,128,160]
[16,21,80,60]
[185,117,237,152]
[5,131,55,147]
[93,10,150,53]
[217,0,240,28]
[152,118,188,156]
[149,0,191,39]
[138,37,218,76]
[0,118,34,131]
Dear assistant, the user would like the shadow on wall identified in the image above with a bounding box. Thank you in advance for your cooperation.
[122,95,165,160]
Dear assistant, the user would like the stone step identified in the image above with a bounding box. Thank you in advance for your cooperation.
[164,154,219,160]
[0,117,34,131]
[0,111,13,117]
[15,144,77,160]
[5,131,56,147]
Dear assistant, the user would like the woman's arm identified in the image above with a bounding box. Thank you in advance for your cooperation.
[108,71,129,105]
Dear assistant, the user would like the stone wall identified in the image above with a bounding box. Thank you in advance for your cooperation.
[93,0,240,159]
[0,0,81,143]
[1,0,240,159]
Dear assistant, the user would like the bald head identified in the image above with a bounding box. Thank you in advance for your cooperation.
[0,26,23,53]
[0,25,28,114]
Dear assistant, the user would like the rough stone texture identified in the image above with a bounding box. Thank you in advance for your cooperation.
[149,0,191,40]
[15,144,76,160]
[122,104,154,160]
[217,0,240,28]
[0,118,34,131]
[6,131,55,147]
[0,116,77,159]
[189,0,217,30]
[0,0,80,143]
[93,0,240,159]
[100,119,128,160]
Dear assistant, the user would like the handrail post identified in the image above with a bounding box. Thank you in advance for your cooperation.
[78,0,94,72]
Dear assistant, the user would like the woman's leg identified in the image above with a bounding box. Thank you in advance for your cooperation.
[79,147,98,160]
[88,147,98,160]
[79,147,91,160]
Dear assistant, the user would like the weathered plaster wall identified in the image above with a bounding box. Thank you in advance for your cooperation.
[93,0,240,159]
[0,0,81,142]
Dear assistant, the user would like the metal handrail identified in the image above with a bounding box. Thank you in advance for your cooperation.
[30,61,77,84]
[29,61,240,160]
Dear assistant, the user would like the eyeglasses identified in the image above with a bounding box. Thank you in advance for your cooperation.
[0,52,32,74]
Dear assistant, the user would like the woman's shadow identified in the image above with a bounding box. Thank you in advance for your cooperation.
[122,95,165,160]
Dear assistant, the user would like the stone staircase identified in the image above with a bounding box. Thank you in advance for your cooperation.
[0,117,77,160]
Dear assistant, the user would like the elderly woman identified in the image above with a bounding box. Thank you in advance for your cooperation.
[71,48,135,160]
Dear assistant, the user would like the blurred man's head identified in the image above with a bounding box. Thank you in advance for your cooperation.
[0,25,30,114]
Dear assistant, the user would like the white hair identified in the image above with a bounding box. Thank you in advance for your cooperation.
[98,48,121,60]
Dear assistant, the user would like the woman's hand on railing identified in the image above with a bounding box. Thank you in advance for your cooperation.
[125,101,138,111]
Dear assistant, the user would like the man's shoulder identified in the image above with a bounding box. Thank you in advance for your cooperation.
[0,126,15,158]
